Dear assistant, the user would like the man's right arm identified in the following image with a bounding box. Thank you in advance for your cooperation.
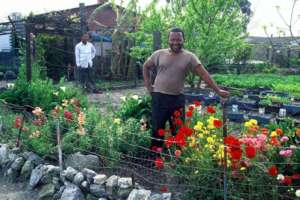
[142,58,155,93]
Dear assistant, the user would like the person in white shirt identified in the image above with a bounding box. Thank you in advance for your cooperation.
[75,33,96,92]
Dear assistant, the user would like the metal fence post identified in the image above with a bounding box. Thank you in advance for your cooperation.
[56,119,63,172]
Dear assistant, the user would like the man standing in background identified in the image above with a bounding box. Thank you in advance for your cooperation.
[75,33,96,92]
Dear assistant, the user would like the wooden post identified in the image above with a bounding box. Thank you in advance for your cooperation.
[79,3,87,34]
[221,99,228,200]
[56,120,63,172]
[25,21,32,81]
[287,48,291,68]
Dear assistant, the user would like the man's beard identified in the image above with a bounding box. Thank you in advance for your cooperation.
[170,44,183,53]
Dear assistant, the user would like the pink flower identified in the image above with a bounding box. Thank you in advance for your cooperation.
[280,136,289,143]
[279,149,293,157]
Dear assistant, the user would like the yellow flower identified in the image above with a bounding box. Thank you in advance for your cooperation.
[114,118,121,125]
[244,119,258,128]
[198,134,204,139]
[189,137,196,147]
[240,167,246,171]
[207,137,214,144]
[194,122,204,131]
[271,131,277,137]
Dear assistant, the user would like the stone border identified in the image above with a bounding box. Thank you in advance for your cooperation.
[0,144,172,200]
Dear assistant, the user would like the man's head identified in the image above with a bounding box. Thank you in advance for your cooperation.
[168,28,184,54]
[81,33,90,44]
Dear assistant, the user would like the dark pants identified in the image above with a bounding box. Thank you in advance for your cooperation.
[151,92,185,147]
[79,67,95,91]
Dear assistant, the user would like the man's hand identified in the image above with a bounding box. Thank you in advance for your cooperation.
[217,89,230,98]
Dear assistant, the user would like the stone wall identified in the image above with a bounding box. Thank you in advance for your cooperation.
[0,144,172,200]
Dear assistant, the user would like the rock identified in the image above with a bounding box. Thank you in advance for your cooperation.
[41,165,61,184]
[53,186,65,200]
[162,193,171,200]
[59,183,85,200]
[20,160,35,179]
[52,177,61,190]
[63,167,78,181]
[117,177,133,199]
[86,194,99,200]
[80,180,89,192]
[29,164,45,189]
[65,152,100,171]
[24,152,44,166]
[0,144,9,165]
[38,183,56,200]
[106,175,119,196]
[127,189,151,200]
[12,147,20,154]
[82,168,97,183]
[8,152,17,163]
[93,174,107,185]
[150,193,171,200]
[89,184,106,198]
[73,172,85,186]
[118,177,133,188]
[5,168,18,181]
[10,157,25,171]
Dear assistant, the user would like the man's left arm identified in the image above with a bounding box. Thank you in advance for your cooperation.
[194,64,229,98]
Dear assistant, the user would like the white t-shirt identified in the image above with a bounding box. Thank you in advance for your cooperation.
[75,42,96,68]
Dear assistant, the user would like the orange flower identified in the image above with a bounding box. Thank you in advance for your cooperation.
[276,128,283,136]
[296,129,300,137]
[260,128,269,135]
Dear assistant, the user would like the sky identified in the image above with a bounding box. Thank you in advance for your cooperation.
[0,0,300,37]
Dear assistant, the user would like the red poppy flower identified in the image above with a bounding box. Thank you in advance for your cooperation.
[245,145,256,159]
[281,176,292,185]
[224,135,241,148]
[154,157,164,170]
[175,132,187,147]
[157,129,165,137]
[206,106,216,114]
[268,166,278,177]
[194,100,201,107]
[178,126,193,137]
[276,128,283,136]
[188,105,194,111]
[165,136,175,148]
[230,149,243,160]
[174,150,182,158]
[64,111,73,121]
[174,110,181,118]
[13,116,22,129]
[186,110,193,118]
[175,119,183,126]
[213,119,223,128]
